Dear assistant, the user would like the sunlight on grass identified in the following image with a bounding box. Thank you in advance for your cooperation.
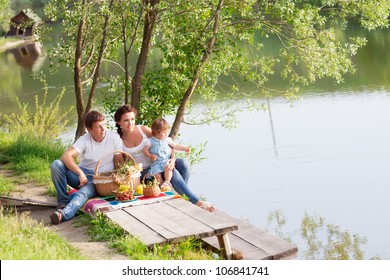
[0,175,15,195]
[0,133,65,193]
[0,208,84,260]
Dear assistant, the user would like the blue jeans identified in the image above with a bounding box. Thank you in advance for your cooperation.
[142,158,199,204]
[50,159,97,221]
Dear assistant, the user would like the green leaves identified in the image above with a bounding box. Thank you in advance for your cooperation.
[41,0,390,135]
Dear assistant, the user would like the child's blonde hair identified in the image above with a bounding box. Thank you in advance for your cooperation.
[151,118,170,136]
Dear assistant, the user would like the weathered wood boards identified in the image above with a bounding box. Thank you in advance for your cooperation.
[0,195,57,207]
[202,210,298,260]
[105,198,238,259]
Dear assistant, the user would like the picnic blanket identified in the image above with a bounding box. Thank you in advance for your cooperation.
[68,190,179,215]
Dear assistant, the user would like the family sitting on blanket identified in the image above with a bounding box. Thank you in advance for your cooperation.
[50,106,215,224]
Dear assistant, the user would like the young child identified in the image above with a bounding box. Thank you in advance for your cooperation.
[144,118,190,188]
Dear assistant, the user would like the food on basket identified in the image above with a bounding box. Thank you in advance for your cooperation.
[93,151,142,196]
[112,184,135,201]
[135,184,144,195]
[142,175,161,198]
[118,184,131,192]
[113,189,135,201]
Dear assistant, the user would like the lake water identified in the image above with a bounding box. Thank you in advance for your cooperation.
[1,27,390,259]
[177,91,390,259]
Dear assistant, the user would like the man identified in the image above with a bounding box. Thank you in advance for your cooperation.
[50,110,123,224]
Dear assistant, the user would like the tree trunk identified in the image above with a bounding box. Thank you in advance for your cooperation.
[131,0,161,112]
[121,6,129,104]
[170,0,224,140]
[74,0,115,140]
[74,3,86,141]
[85,0,115,113]
[122,3,143,104]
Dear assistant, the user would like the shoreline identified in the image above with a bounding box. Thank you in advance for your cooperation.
[0,38,36,53]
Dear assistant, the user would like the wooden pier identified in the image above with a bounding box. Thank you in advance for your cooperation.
[104,198,297,260]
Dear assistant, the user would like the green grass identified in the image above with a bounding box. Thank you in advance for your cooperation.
[0,133,64,196]
[0,207,84,260]
[0,175,15,195]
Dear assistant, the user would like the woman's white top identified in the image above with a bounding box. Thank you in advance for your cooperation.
[122,125,152,169]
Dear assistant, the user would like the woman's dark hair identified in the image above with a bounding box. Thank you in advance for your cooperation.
[114,104,138,137]
[84,111,105,129]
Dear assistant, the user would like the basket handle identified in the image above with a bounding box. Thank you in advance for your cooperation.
[142,173,157,185]
[94,150,137,176]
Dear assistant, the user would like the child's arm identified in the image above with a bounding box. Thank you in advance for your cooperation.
[170,147,176,159]
[170,142,190,154]
[144,140,157,161]
[168,137,190,154]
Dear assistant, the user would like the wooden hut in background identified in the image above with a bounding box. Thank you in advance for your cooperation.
[7,9,42,38]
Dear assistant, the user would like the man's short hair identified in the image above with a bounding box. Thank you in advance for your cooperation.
[84,111,105,129]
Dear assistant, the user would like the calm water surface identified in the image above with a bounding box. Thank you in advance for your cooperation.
[178,91,390,260]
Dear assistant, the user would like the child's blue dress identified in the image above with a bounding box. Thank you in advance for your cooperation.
[147,137,173,175]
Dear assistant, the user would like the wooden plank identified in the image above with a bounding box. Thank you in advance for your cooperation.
[124,205,180,241]
[105,209,166,246]
[164,199,238,235]
[0,196,57,207]
[123,203,189,242]
[202,210,297,260]
[216,211,297,254]
[233,225,297,258]
[147,202,216,238]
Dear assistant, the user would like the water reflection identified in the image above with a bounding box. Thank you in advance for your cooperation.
[0,41,45,98]
[7,42,45,72]
[267,209,371,260]
[0,52,22,97]
[266,99,278,157]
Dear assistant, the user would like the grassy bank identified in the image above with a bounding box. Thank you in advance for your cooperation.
[0,131,215,260]
[0,92,216,260]
[0,208,84,260]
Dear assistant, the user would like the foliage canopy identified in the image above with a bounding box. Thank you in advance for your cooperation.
[42,0,390,139]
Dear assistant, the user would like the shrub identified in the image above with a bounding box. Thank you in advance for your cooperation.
[2,81,73,141]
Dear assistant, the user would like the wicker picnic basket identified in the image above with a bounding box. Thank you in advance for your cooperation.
[93,150,141,196]
[142,174,161,198]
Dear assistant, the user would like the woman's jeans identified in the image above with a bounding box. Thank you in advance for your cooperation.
[141,158,199,204]
[50,159,97,221]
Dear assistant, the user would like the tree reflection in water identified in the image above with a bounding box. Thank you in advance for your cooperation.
[266,210,379,260]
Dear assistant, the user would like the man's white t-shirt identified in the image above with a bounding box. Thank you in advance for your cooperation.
[72,130,123,173]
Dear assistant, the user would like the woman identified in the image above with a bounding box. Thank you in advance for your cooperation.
[114,104,215,211]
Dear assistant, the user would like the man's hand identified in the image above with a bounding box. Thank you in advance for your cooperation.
[78,173,88,188]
